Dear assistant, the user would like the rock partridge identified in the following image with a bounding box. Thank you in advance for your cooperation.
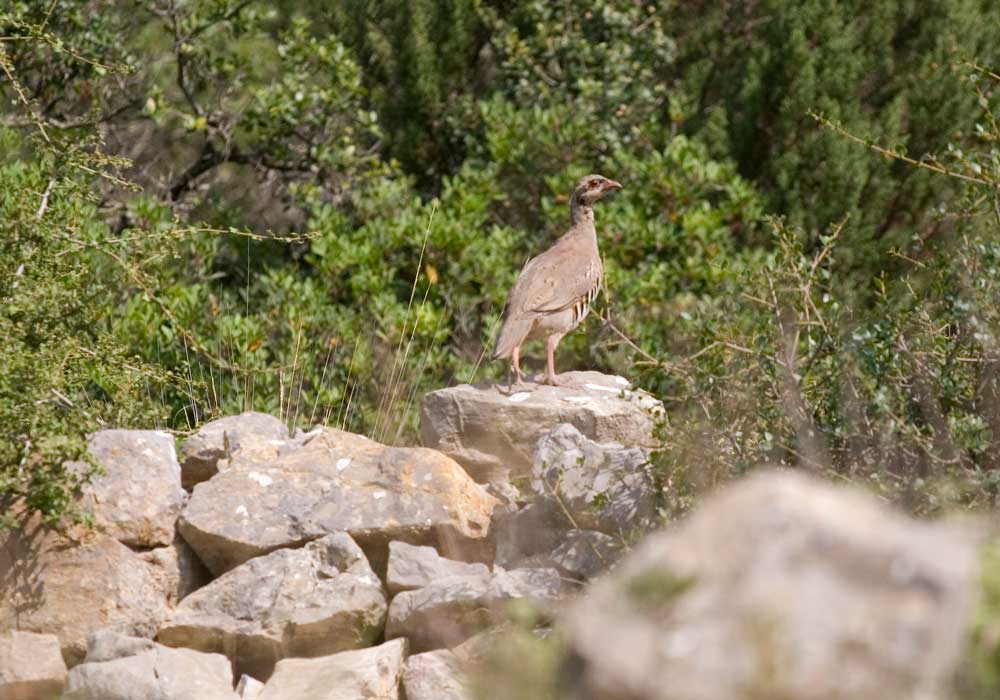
[492,174,622,386]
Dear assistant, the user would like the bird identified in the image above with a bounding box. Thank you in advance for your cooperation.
[492,174,622,386]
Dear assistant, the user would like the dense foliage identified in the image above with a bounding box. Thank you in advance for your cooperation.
[4,0,1000,528]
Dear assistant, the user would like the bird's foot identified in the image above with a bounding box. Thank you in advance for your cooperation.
[497,369,536,395]
[544,373,564,387]
[498,380,540,395]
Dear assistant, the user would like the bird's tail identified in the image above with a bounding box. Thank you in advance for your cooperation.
[491,316,533,360]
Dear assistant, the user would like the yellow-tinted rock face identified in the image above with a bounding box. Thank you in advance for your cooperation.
[178,427,498,577]
[0,512,170,666]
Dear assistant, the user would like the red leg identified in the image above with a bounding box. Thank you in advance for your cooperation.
[511,345,526,387]
[545,334,564,386]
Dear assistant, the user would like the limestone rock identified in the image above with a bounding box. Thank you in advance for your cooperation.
[420,371,664,483]
[402,649,468,700]
[450,627,505,662]
[138,537,211,605]
[158,533,386,681]
[236,674,264,700]
[532,423,656,534]
[63,631,237,700]
[180,412,289,488]
[494,493,623,581]
[386,568,561,652]
[0,516,170,666]
[80,429,186,547]
[483,479,522,507]
[0,631,67,700]
[257,638,406,700]
[178,427,497,576]
[549,529,623,580]
[493,502,565,570]
[563,470,984,700]
[386,541,490,595]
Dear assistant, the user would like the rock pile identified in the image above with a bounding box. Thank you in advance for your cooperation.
[4,381,640,699]
[2,377,989,700]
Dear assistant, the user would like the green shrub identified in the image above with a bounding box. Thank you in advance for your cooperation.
[0,145,168,526]
[671,0,1000,283]
[645,76,1000,514]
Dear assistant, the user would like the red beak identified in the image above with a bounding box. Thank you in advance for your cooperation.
[603,179,623,191]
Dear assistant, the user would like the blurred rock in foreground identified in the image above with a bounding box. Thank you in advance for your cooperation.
[559,470,983,700]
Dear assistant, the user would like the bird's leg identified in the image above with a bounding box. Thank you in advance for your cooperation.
[510,346,527,389]
[545,335,563,386]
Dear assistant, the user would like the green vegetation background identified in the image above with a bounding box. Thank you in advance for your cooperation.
[5,0,1000,527]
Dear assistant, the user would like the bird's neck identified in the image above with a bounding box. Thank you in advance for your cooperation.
[570,198,595,228]
[569,199,599,252]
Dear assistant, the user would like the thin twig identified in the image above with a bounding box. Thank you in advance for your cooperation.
[35,178,54,220]
[809,110,990,186]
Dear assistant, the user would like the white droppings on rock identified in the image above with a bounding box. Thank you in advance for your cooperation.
[615,376,630,386]
[235,505,249,517]
[660,630,697,659]
[135,437,147,445]
[269,439,286,446]
[247,471,273,487]
[584,383,620,394]
[423,473,433,482]
[373,491,386,500]
[142,448,154,457]
[565,396,593,404]
[336,458,352,471]
[508,392,531,403]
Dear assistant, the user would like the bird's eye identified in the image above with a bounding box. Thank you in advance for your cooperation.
[588,180,599,189]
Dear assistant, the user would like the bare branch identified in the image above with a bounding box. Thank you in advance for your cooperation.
[35,178,54,220]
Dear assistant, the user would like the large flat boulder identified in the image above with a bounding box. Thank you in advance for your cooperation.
[0,631,67,700]
[420,371,664,483]
[157,533,387,681]
[62,631,237,700]
[386,567,561,652]
[180,413,289,489]
[0,515,170,666]
[79,429,186,547]
[257,638,406,700]
[178,427,497,576]
[562,470,984,700]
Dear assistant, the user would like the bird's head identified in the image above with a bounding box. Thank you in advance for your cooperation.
[571,174,623,208]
